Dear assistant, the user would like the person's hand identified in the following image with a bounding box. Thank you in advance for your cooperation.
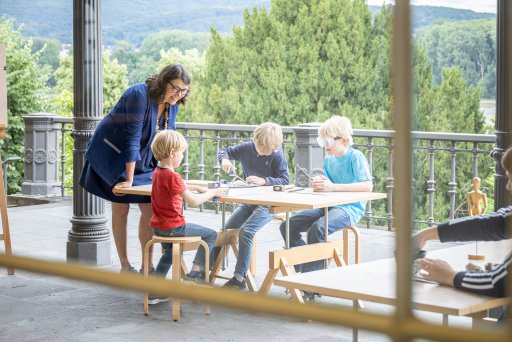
[414,258,457,286]
[312,175,334,192]
[221,159,235,173]
[113,180,133,196]
[215,188,229,197]
[246,176,266,185]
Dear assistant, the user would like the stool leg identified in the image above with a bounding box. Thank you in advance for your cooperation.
[199,240,211,315]
[249,235,257,276]
[343,229,350,264]
[172,243,181,321]
[143,240,154,315]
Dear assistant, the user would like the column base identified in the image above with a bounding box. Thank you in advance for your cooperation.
[67,240,111,266]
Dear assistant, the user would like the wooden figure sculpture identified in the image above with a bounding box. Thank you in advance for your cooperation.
[467,176,487,260]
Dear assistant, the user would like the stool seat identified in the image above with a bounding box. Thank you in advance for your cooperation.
[151,236,202,244]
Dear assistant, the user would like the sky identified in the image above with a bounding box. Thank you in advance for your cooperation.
[366,0,497,14]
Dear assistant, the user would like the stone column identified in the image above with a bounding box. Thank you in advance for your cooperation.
[21,113,61,196]
[292,123,325,187]
[493,0,512,209]
[67,0,110,265]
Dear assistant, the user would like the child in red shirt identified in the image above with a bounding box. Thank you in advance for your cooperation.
[149,130,225,303]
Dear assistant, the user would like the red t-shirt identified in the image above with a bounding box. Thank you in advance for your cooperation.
[149,167,187,230]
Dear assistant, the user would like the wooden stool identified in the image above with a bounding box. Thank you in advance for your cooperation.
[0,148,14,275]
[143,235,210,321]
[342,226,361,264]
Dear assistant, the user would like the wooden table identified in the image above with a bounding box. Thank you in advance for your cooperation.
[114,184,387,293]
[274,240,511,340]
[215,186,386,293]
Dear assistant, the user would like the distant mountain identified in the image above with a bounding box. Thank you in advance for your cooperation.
[0,0,495,46]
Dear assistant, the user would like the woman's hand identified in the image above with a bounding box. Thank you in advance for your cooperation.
[312,175,334,192]
[113,180,133,196]
[246,176,266,185]
[221,159,235,173]
[415,258,457,286]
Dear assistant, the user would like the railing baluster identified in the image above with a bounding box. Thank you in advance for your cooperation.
[427,140,436,226]
[198,129,205,212]
[386,138,394,231]
[472,142,479,177]
[448,141,457,220]
[365,138,374,229]
[182,129,190,210]
[214,131,221,214]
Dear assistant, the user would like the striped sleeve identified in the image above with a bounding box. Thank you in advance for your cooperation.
[453,251,511,297]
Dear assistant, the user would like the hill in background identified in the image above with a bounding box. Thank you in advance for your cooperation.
[0,0,495,46]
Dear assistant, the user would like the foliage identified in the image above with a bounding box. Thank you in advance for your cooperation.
[200,0,391,128]
[416,20,496,98]
[0,17,50,194]
[1,1,494,45]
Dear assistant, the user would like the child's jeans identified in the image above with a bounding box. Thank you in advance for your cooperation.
[153,223,217,278]
[279,207,352,273]
[211,204,274,277]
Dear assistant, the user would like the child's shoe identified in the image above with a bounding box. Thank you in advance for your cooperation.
[222,276,247,290]
[147,295,170,305]
[184,270,206,283]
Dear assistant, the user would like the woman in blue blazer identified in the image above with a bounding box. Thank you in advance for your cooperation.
[79,64,191,273]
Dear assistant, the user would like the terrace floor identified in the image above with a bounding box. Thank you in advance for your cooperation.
[0,199,471,341]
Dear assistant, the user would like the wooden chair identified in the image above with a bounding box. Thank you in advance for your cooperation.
[258,225,361,296]
[143,235,210,321]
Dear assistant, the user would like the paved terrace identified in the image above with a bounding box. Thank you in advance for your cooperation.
[1,199,468,341]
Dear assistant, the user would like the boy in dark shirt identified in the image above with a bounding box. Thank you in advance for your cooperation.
[216,122,290,289]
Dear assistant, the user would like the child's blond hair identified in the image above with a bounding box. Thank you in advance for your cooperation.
[151,130,187,162]
[253,122,283,153]
[318,115,354,146]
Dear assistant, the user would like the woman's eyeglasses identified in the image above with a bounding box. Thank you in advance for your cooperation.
[169,82,189,96]
[316,136,341,148]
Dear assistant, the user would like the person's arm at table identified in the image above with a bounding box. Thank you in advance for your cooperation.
[416,252,511,297]
[114,161,136,189]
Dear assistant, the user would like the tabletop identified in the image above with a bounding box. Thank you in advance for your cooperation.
[113,183,387,210]
[274,240,512,316]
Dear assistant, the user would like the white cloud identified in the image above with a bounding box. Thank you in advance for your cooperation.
[366,0,496,14]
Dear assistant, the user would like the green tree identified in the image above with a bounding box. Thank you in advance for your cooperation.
[199,0,393,128]
[416,19,496,98]
[0,17,50,194]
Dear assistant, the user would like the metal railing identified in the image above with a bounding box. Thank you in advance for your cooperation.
[48,121,496,230]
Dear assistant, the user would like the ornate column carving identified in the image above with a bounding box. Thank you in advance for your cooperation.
[67,0,110,265]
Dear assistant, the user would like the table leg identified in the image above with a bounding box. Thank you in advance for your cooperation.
[324,207,329,269]
[221,202,226,270]
[353,300,359,342]
[442,314,448,326]
[285,211,290,249]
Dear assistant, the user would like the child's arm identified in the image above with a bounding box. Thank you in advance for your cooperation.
[187,184,207,193]
[312,175,372,192]
[181,187,226,207]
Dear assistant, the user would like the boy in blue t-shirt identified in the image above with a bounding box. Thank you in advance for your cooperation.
[279,115,372,299]
[215,122,290,289]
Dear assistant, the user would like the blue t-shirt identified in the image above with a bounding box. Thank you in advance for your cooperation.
[323,147,372,225]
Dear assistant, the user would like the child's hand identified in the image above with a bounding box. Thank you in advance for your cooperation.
[312,175,334,192]
[221,159,235,173]
[215,188,229,197]
[245,176,266,185]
